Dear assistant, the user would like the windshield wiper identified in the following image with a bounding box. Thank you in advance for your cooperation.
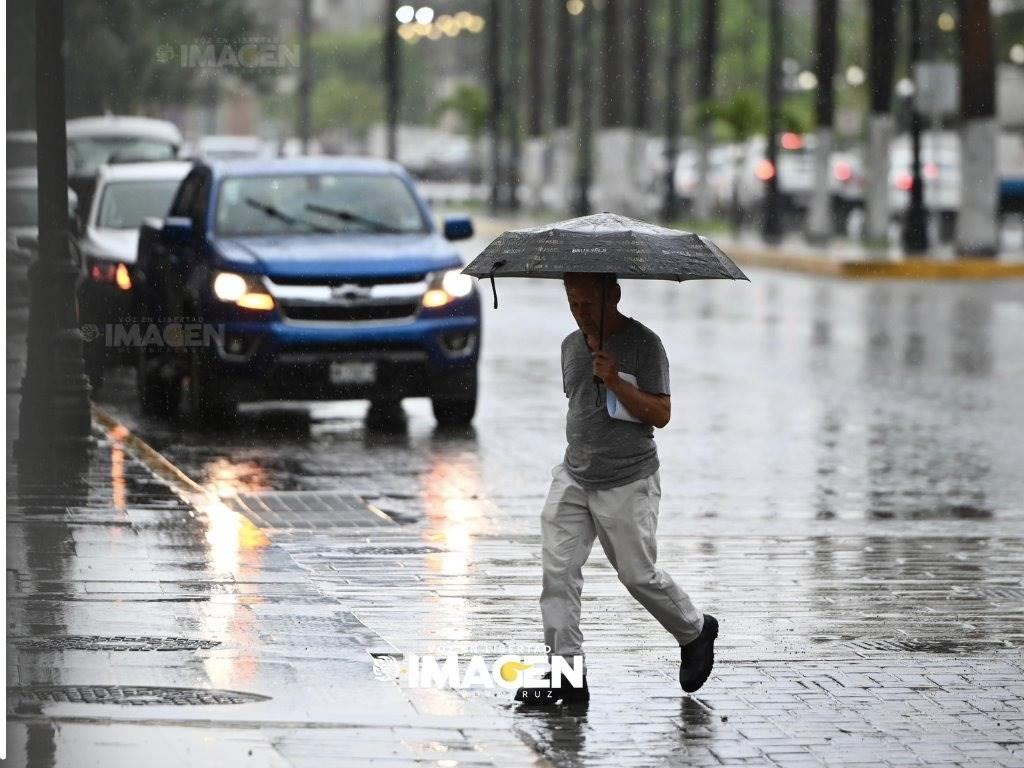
[304,203,406,234]
[244,197,336,234]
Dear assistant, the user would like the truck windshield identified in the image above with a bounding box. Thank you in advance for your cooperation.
[215,173,429,237]
[96,180,182,229]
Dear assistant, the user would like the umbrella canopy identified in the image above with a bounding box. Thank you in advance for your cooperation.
[463,212,750,400]
[463,213,749,299]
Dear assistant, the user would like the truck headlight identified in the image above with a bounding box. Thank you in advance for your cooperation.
[423,269,474,308]
[213,271,275,311]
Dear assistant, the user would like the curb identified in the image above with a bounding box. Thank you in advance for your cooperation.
[91,404,205,496]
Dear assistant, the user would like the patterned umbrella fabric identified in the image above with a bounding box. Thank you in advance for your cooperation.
[463,213,749,298]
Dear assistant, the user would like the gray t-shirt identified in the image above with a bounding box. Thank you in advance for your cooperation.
[561,316,670,489]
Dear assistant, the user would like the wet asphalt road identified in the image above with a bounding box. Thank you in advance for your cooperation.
[97,229,1024,526]
[8,224,1024,766]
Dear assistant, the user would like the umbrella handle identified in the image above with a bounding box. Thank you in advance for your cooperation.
[488,259,506,309]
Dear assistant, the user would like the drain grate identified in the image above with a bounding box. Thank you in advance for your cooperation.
[12,635,221,652]
[231,491,397,529]
[9,685,269,706]
[972,586,1024,600]
[347,545,442,556]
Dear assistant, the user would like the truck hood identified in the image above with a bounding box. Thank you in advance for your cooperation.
[213,233,464,280]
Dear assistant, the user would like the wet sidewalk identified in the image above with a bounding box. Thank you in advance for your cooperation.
[11,407,1023,767]
[5,312,545,767]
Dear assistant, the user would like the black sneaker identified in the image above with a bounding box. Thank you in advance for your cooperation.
[514,672,589,706]
[679,614,718,693]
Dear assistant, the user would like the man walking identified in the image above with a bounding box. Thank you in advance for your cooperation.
[515,272,718,706]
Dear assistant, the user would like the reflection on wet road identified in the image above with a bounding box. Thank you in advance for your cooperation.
[99,260,1024,527]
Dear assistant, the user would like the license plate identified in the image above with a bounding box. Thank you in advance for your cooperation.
[329,360,377,385]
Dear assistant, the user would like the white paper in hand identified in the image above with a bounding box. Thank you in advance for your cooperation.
[606,371,642,422]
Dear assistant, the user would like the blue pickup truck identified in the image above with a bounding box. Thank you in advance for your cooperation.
[133,156,480,425]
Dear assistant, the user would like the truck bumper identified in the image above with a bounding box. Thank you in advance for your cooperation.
[199,314,480,403]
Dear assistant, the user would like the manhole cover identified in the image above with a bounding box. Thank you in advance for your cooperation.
[12,635,221,652]
[9,685,269,706]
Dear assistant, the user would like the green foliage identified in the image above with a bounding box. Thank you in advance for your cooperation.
[307,30,430,125]
[432,84,488,139]
[705,91,765,141]
[311,74,384,138]
[62,0,272,117]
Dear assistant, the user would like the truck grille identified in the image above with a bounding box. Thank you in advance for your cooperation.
[265,276,426,325]
[280,302,419,322]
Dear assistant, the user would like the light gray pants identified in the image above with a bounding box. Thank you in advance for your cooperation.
[540,463,704,666]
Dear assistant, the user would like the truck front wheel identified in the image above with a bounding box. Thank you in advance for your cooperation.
[136,348,181,417]
[188,349,237,425]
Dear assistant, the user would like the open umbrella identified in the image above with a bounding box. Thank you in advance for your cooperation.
[463,211,749,350]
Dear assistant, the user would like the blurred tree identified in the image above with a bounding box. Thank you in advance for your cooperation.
[662,0,683,222]
[631,0,652,131]
[552,0,574,130]
[693,0,719,220]
[433,83,488,186]
[309,30,428,124]
[488,0,504,212]
[865,0,897,242]
[957,0,998,256]
[61,0,272,117]
[807,0,838,243]
[527,0,545,137]
[763,0,784,243]
[601,0,627,127]
[311,74,383,138]
[433,84,489,140]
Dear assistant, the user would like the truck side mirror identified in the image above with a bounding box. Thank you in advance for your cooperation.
[443,215,473,241]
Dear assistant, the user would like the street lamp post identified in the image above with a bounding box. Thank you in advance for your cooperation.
[762,0,784,244]
[902,0,929,254]
[17,0,92,469]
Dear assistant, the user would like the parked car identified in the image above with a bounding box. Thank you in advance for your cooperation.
[7,131,37,171]
[998,131,1024,216]
[734,133,817,228]
[192,135,274,161]
[133,156,480,425]
[75,160,193,387]
[6,170,77,308]
[66,115,183,215]
[673,143,740,216]
[888,132,961,241]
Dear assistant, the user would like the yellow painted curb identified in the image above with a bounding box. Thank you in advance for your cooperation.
[91,404,204,495]
[720,246,1024,281]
